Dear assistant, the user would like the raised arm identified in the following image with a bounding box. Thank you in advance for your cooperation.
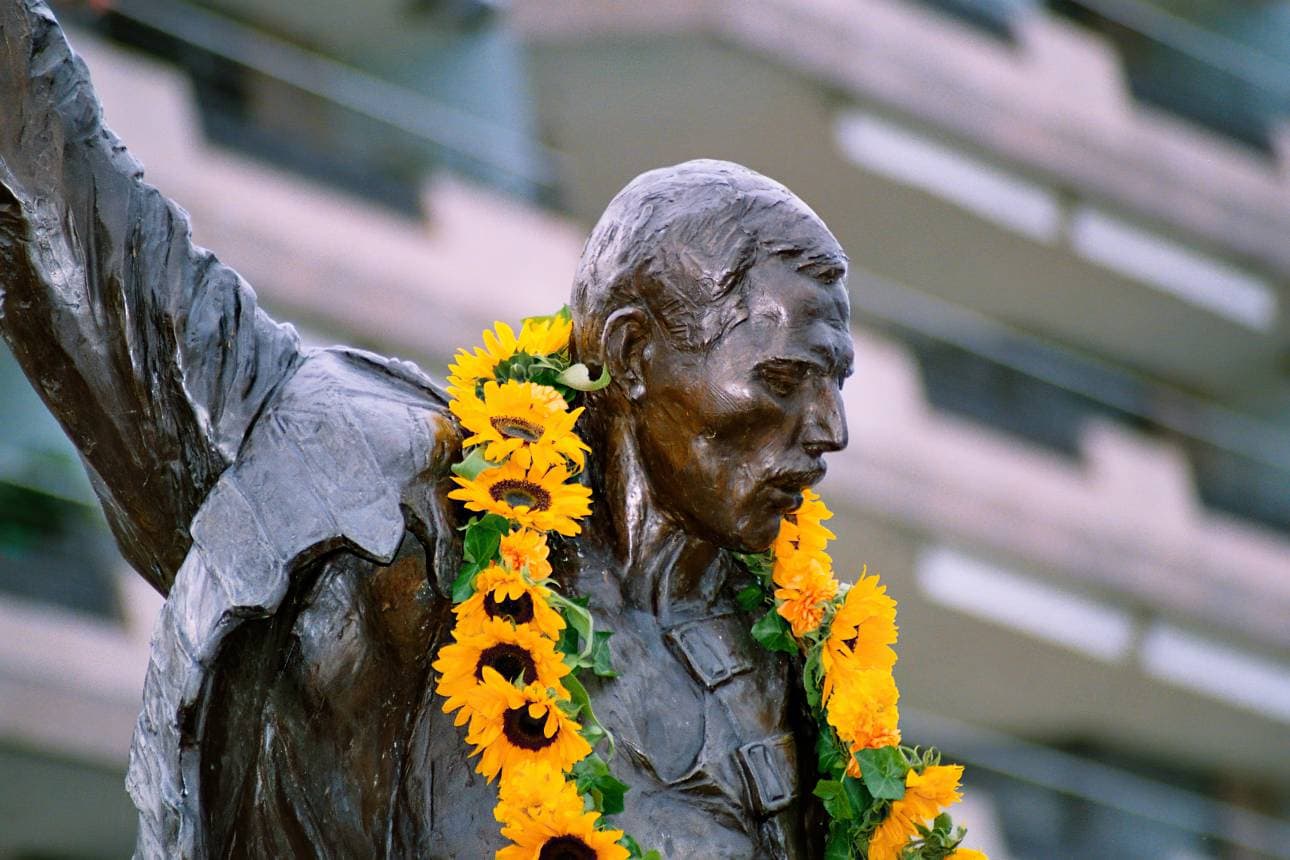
[0,1,301,594]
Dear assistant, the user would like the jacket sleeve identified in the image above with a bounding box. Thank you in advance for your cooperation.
[0,1,302,594]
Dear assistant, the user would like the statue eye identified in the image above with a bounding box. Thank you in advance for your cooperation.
[760,369,801,398]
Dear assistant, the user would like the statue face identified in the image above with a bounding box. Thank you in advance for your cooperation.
[632,256,852,551]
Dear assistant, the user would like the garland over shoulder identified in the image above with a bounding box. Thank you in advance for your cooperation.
[434,309,989,860]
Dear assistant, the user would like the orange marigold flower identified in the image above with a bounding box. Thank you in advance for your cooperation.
[826,668,901,767]
[773,551,838,637]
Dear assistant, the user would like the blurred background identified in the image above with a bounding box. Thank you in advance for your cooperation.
[2,0,1289,856]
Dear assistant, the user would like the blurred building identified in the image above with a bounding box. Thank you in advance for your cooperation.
[2,0,1289,857]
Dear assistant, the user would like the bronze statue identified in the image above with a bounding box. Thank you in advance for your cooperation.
[0,2,853,856]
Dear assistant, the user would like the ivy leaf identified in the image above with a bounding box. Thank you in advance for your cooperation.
[803,645,825,710]
[853,746,908,801]
[549,591,596,661]
[735,585,764,611]
[823,823,858,860]
[590,630,617,678]
[816,731,848,780]
[463,514,509,565]
[572,754,629,815]
[450,560,482,603]
[451,447,497,480]
[751,609,798,654]
[564,673,615,757]
[557,362,611,392]
[813,778,854,821]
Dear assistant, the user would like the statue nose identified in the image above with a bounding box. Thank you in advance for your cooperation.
[801,385,848,456]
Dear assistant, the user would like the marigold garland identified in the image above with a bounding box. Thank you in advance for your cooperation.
[436,309,986,859]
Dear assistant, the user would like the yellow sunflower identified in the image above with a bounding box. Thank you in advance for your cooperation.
[517,314,573,357]
[499,528,553,580]
[465,669,591,782]
[496,801,628,860]
[454,564,565,640]
[867,765,964,860]
[447,321,523,400]
[434,617,572,728]
[948,850,989,860]
[494,760,584,826]
[821,572,898,704]
[771,488,836,561]
[449,457,592,536]
[825,668,901,765]
[452,381,590,469]
[772,551,839,638]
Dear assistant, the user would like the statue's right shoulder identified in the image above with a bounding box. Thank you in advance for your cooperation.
[232,344,464,580]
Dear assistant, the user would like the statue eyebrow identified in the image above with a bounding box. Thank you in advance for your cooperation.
[756,351,853,379]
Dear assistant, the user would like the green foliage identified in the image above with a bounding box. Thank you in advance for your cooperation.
[854,746,909,801]
[572,754,630,815]
[735,585,765,611]
[449,514,511,602]
[620,835,664,860]
[802,645,825,710]
[450,446,496,480]
[750,609,798,654]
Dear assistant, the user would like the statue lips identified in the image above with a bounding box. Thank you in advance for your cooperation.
[764,465,827,513]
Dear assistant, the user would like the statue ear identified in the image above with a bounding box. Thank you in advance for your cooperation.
[600,307,649,401]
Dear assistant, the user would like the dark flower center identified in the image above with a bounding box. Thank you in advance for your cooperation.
[503,703,558,751]
[490,415,544,443]
[490,479,552,511]
[484,590,535,625]
[539,836,596,860]
[476,643,538,683]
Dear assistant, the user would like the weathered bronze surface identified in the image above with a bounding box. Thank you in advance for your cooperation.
[0,3,854,856]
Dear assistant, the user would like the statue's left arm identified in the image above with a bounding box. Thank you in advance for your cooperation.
[0,0,302,594]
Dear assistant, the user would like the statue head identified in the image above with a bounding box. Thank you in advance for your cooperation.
[572,160,853,552]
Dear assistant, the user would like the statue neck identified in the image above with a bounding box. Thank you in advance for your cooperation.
[582,411,724,620]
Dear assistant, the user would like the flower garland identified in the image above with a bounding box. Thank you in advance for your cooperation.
[435,309,989,860]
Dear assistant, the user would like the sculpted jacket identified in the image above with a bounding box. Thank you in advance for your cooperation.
[0,3,819,856]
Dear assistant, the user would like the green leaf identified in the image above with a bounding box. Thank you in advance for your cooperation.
[463,514,509,565]
[557,362,611,391]
[571,754,629,815]
[853,746,908,801]
[751,609,798,654]
[823,823,858,860]
[450,560,483,603]
[816,731,848,779]
[590,630,617,678]
[813,778,854,821]
[450,446,497,480]
[803,645,824,710]
[549,591,595,661]
[564,673,615,757]
[735,585,765,611]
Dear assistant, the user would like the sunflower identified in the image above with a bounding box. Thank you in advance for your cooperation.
[496,800,628,860]
[494,760,584,826]
[434,617,572,728]
[499,528,553,581]
[947,850,989,860]
[821,573,898,704]
[447,321,523,400]
[866,765,964,860]
[771,488,836,561]
[772,551,839,637]
[450,457,592,536]
[454,564,566,640]
[465,669,591,782]
[825,668,901,762]
[452,381,590,469]
[517,314,573,357]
